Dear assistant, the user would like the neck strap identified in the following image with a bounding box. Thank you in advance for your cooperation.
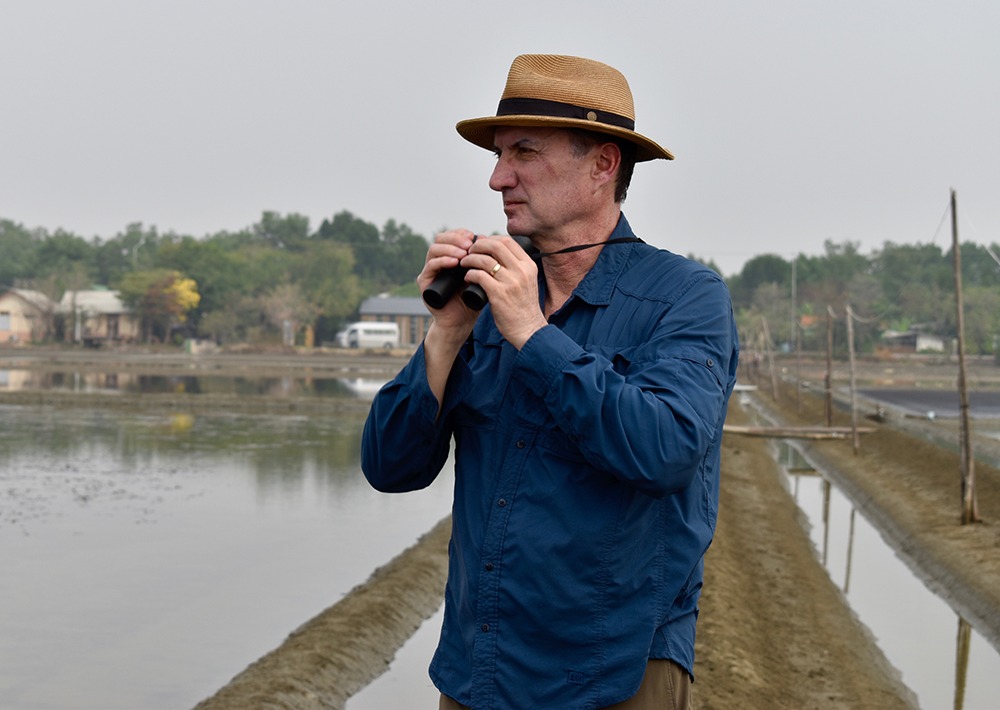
[536,236,643,259]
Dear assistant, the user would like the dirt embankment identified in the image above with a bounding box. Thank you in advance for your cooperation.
[193,518,452,710]
[692,400,919,709]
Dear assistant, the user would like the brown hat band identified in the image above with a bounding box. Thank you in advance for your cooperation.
[496,97,636,132]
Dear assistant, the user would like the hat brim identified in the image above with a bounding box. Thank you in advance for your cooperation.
[456,114,674,162]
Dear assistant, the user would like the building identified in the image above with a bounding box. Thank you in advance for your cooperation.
[0,288,55,344]
[880,329,946,354]
[357,295,431,348]
[58,289,141,346]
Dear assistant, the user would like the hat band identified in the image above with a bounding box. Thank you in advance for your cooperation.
[496,97,635,131]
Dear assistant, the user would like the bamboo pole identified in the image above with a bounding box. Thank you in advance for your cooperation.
[795,322,802,415]
[951,189,980,524]
[761,317,779,402]
[825,306,835,428]
[845,304,860,454]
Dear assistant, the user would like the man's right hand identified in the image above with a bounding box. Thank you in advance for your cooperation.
[419,229,481,411]
[418,229,482,335]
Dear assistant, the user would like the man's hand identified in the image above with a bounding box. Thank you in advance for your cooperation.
[418,229,481,336]
[419,229,482,412]
[462,235,548,349]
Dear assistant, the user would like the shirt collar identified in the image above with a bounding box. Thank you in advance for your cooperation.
[565,212,638,307]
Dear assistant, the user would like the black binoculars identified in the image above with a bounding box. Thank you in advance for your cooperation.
[422,236,538,311]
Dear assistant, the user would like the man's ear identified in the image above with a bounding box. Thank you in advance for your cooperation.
[592,141,621,186]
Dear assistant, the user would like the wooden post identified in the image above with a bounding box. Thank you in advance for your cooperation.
[790,257,798,413]
[845,304,860,454]
[825,307,835,428]
[843,508,856,595]
[951,188,980,524]
[761,317,779,401]
[795,321,802,415]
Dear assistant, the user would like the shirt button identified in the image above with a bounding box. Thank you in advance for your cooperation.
[481,623,490,632]
[516,439,526,449]
[706,358,714,367]
[497,498,507,507]
[485,562,494,571]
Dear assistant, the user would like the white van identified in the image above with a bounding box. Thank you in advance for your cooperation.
[340,321,400,349]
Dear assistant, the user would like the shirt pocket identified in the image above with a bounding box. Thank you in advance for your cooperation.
[535,425,587,463]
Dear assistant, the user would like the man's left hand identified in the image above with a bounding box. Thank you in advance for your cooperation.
[462,236,548,349]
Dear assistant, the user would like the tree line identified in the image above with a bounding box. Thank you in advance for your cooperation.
[728,238,1000,357]
[3,212,999,354]
[0,211,428,345]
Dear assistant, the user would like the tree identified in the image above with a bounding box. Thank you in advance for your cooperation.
[316,210,379,247]
[254,211,311,251]
[728,253,789,308]
[380,219,429,287]
[156,236,251,321]
[955,286,1000,355]
[198,295,263,345]
[294,241,363,340]
[0,220,42,287]
[261,283,317,346]
[117,269,201,342]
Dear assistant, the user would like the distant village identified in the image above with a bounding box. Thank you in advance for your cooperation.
[2,211,999,359]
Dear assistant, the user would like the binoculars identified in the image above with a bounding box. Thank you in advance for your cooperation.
[422,236,538,311]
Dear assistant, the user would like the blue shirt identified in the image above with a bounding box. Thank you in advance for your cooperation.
[362,215,739,709]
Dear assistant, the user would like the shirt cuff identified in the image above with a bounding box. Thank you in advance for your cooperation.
[513,324,582,394]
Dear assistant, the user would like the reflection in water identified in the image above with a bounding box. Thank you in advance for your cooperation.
[0,401,453,710]
[955,616,972,710]
[779,443,1000,709]
[0,368,388,399]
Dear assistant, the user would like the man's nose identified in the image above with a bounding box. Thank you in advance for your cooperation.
[489,158,514,192]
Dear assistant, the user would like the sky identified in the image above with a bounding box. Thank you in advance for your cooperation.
[2,0,998,277]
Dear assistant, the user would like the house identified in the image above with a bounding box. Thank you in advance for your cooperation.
[357,295,431,348]
[58,289,141,346]
[0,288,55,344]
[881,329,946,354]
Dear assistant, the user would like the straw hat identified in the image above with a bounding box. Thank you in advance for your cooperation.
[456,54,673,162]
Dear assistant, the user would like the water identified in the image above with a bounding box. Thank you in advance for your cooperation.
[859,388,1000,420]
[0,367,386,399]
[781,445,1000,709]
[0,399,453,709]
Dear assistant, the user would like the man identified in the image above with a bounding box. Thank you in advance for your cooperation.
[362,54,738,709]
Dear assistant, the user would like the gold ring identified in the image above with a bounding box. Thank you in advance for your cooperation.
[490,263,502,277]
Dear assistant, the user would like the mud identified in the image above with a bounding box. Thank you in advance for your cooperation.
[192,517,451,710]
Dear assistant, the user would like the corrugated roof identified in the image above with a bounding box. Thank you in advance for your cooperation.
[58,290,131,314]
[6,288,55,311]
[359,295,428,317]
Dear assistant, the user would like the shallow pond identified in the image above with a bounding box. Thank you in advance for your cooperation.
[0,399,453,709]
[780,447,1000,709]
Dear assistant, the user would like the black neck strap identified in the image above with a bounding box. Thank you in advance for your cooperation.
[536,236,643,259]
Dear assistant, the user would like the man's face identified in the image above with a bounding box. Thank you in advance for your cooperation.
[489,126,596,239]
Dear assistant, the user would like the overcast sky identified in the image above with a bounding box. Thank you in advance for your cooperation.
[2,0,998,276]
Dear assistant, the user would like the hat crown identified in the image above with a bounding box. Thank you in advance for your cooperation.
[455,53,673,161]
[501,54,635,122]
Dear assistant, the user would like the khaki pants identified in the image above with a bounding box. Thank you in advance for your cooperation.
[439,659,691,710]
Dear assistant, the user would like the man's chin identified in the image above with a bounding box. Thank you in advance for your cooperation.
[504,220,532,238]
